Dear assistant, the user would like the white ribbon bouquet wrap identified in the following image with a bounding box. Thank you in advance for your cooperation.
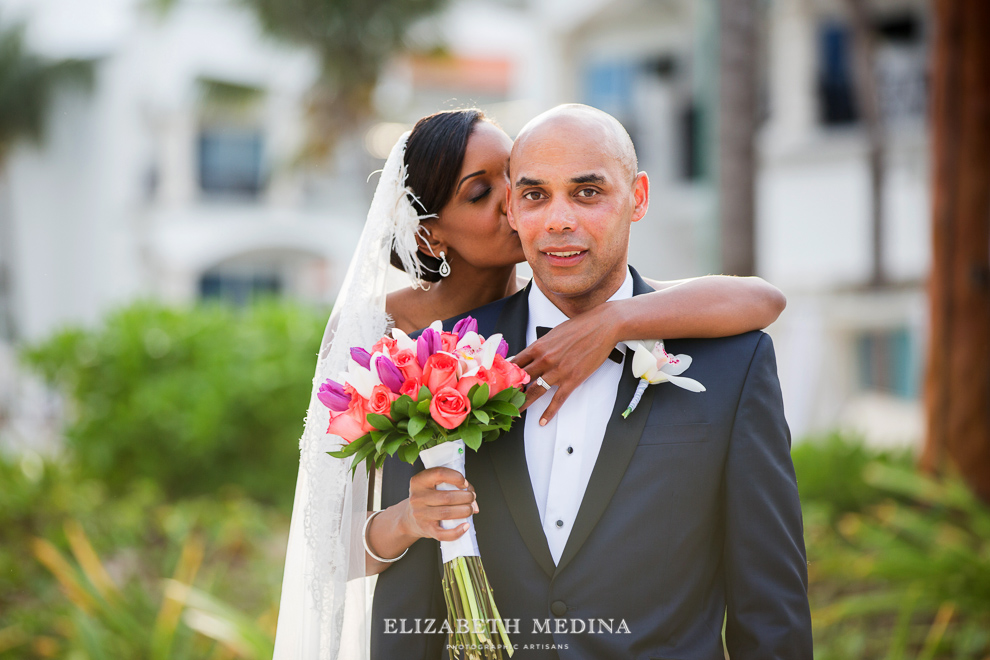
[419,440,482,564]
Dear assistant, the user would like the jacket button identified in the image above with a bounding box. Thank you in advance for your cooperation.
[550,600,567,617]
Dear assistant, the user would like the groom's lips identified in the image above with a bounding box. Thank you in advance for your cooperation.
[540,247,588,267]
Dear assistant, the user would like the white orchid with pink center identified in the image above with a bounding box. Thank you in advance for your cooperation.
[622,339,705,417]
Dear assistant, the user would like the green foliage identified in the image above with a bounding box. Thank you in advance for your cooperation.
[21,300,328,507]
[0,452,284,659]
[796,435,990,659]
[793,432,914,519]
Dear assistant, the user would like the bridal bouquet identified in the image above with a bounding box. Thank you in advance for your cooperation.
[319,316,527,660]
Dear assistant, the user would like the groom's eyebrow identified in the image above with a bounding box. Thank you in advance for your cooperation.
[456,170,486,193]
[571,173,606,184]
[515,176,545,188]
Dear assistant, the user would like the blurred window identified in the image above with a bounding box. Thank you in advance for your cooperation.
[856,327,917,398]
[198,128,264,197]
[199,273,281,305]
[817,22,858,126]
[584,60,636,119]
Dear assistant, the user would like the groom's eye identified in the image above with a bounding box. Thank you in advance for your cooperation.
[522,191,545,201]
[576,188,599,198]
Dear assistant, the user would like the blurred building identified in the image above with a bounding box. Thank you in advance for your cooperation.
[2,0,931,446]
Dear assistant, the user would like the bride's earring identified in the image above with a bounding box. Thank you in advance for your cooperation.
[439,251,451,277]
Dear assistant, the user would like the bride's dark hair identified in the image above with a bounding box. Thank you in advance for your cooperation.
[390,108,488,282]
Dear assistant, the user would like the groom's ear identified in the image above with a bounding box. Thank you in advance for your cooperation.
[505,184,518,231]
[415,219,446,258]
[630,172,649,223]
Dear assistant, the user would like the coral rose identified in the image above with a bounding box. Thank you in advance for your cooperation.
[392,348,423,381]
[422,352,459,393]
[327,395,373,443]
[368,384,399,417]
[429,386,471,430]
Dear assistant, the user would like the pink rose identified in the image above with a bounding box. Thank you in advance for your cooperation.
[368,384,399,417]
[372,336,397,355]
[488,354,529,394]
[422,352,459,393]
[400,377,423,399]
[440,332,458,353]
[393,348,423,381]
[327,396,374,443]
[429,386,471,430]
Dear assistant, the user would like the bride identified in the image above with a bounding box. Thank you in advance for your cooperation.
[272,108,785,659]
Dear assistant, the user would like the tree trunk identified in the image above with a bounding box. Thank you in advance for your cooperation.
[718,0,758,277]
[844,0,887,287]
[922,0,990,501]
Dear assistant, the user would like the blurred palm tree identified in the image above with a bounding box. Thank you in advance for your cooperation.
[243,0,449,160]
[0,18,92,341]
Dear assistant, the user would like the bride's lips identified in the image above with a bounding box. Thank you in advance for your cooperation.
[540,247,588,267]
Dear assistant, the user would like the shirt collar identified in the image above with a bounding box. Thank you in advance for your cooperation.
[526,268,634,345]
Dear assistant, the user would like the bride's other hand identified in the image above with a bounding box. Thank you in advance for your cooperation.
[513,304,617,427]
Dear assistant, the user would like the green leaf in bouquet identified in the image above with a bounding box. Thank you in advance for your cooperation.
[418,385,432,401]
[368,414,394,431]
[396,419,409,432]
[491,388,515,402]
[375,431,395,453]
[370,430,386,444]
[384,437,405,456]
[485,401,520,417]
[350,441,377,474]
[472,409,490,425]
[469,383,490,409]
[461,424,482,451]
[483,430,500,443]
[414,429,434,447]
[416,398,432,415]
[510,390,526,409]
[399,443,420,464]
[407,415,427,438]
[391,395,414,419]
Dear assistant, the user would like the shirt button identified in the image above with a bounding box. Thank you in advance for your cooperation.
[551,600,567,617]
[566,446,573,454]
[556,519,564,528]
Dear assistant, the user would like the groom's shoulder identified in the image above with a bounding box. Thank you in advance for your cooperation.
[665,330,778,382]
[441,288,525,335]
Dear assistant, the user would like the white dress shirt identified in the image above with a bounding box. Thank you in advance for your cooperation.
[524,270,633,564]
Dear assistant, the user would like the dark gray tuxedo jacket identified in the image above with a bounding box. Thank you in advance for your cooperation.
[371,267,812,659]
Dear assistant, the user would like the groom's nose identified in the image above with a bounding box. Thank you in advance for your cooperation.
[544,195,577,233]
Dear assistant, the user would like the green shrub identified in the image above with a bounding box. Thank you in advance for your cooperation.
[0,452,286,659]
[21,300,328,508]
[793,432,915,519]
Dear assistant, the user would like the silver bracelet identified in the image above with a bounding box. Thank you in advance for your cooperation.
[363,510,409,563]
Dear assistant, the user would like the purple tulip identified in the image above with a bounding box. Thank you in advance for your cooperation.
[417,328,440,365]
[496,338,509,359]
[376,356,404,394]
[317,379,351,412]
[452,316,478,340]
[350,347,372,369]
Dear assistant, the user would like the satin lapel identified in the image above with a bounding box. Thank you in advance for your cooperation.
[552,267,656,578]
[485,283,556,578]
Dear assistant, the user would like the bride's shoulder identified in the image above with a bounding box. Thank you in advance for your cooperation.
[386,288,421,334]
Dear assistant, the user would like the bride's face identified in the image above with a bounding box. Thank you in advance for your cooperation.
[433,122,525,270]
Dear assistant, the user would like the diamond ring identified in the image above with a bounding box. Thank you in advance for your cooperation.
[536,376,552,391]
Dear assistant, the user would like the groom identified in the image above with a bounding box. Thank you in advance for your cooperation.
[372,105,813,659]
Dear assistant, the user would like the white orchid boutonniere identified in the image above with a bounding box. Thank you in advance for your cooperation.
[622,339,706,418]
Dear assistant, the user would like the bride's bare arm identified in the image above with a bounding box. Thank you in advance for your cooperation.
[512,275,785,425]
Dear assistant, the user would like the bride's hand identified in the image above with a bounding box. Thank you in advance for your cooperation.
[401,467,479,542]
[512,304,618,426]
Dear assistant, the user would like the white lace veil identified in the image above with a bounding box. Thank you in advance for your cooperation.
[273,131,431,660]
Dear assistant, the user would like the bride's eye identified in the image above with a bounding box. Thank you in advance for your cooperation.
[470,187,491,203]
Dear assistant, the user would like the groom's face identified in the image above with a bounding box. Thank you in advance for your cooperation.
[507,115,648,313]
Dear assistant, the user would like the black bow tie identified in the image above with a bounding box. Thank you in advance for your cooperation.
[536,326,624,364]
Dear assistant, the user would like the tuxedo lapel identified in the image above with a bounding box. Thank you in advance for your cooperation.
[485,283,557,578]
[553,267,656,578]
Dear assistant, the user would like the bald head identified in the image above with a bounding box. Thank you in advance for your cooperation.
[511,104,638,182]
